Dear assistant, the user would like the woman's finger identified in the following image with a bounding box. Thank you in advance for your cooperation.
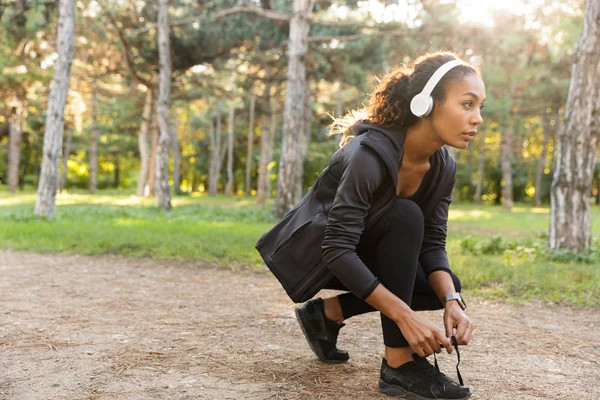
[436,331,453,354]
[455,318,470,344]
[462,321,474,344]
[444,316,454,338]
[420,341,434,357]
[411,341,427,357]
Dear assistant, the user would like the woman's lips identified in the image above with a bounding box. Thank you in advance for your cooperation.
[462,131,476,140]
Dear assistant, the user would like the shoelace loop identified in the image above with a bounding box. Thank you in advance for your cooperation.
[433,335,464,386]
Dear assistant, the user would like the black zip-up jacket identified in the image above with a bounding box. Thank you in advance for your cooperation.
[256,122,456,303]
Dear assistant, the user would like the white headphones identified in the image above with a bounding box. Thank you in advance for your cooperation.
[410,59,464,118]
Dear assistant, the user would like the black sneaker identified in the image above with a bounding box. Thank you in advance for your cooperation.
[379,353,471,400]
[294,298,349,364]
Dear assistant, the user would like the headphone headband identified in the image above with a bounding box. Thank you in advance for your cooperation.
[420,59,464,98]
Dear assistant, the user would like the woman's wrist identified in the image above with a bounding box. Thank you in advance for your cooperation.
[444,299,463,311]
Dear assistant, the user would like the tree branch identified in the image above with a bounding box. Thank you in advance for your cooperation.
[102,7,155,88]
[126,5,400,37]
[308,29,413,42]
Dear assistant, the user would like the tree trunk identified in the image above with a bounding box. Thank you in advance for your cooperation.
[275,0,315,217]
[474,130,486,204]
[597,170,600,206]
[294,79,312,199]
[147,108,159,196]
[155,0,172,210]
[113,155,120,188]
[34,0,75,218]
[225,72,236,196]
[534,107,551,207]
[208,104,222,195]
[59,126,73,193]
[89,88,99,194]
[8,109,22,194]
[171,113,180,193]
[467,140,474,178]
[336,80,343,117]
[245,95,256,196]
[445,145,458,201]
[137,89,153,197]
[549,109,561,170]
[266,107,278,199]
[549,0,600,252]
[501,84,517,210]
[257,84,272,205]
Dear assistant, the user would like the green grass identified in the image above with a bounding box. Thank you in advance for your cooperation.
[0,189,276,268]
[1,188,599,307]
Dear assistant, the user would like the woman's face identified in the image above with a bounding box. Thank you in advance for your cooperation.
[430,73,486,149]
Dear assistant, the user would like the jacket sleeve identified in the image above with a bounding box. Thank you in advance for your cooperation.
[321,145,384,300]
[419,173,455,276]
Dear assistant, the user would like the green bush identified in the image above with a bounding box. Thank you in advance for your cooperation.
[460,235,600,265]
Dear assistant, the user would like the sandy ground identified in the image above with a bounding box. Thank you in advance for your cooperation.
[0,249,598,400]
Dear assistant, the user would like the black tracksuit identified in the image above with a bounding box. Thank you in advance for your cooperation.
[257,121,459,346]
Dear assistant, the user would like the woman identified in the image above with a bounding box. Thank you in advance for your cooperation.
[257,51,483,400]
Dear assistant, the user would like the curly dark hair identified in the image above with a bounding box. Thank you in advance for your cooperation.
[329,51,481,146]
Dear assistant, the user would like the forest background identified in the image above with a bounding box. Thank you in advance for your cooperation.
[1,0,599,307]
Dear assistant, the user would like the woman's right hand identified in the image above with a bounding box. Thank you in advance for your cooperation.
[395,310,453,357]
[364,284,453,357]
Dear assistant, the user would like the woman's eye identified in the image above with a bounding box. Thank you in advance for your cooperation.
[463,102,473,109]
[480,104,485,110]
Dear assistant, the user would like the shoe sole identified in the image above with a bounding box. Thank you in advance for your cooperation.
[294,307,347,364]
[379,379,471,400]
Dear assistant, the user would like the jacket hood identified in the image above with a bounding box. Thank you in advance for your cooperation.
[352,121,406,154]
[351,122,407,188]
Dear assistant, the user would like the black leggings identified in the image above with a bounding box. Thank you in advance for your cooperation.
[328,199,461,348]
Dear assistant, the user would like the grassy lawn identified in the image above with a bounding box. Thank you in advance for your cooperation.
[1,188,599,307]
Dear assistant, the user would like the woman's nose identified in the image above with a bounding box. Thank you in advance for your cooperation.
[472,109,483,125]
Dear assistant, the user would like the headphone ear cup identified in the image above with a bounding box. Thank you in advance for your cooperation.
[410,94,433,117]
[422,96,434,117]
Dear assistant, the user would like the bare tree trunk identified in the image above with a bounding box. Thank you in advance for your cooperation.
[35,0,75,218]
[534,107,551,207]
[8,109,22,194]
[275,0,315,217]
[550,0,600,252]
[225,72,236,196]
[468,140,474,178]
[245,96,256,196]
[89,88,99,194]
[444,145,458,201]
[171,112,180,193]
[137,89,153,197]
[597,170,600,206]
[208,104,223,195]
[155,0,172,210]
[113,155,120,187]
[147,111,158,196]
[59,126,73,193]
[266,107,278,199]
[336,80,343,117]
[501,84,516,210]
[257,84,272,205]
[295,79,312,199]
[474,130,486,204]
[549,109,561,170]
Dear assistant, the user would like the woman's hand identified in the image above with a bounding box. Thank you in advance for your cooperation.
[443,301,473,345]
[395,310,454,357]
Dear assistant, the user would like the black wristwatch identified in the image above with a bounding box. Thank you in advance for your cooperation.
[443,292,467,310]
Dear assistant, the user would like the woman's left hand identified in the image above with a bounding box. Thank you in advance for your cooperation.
[443,301,473,345]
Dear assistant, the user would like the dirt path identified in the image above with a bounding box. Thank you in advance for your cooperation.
[0,250,598,400]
